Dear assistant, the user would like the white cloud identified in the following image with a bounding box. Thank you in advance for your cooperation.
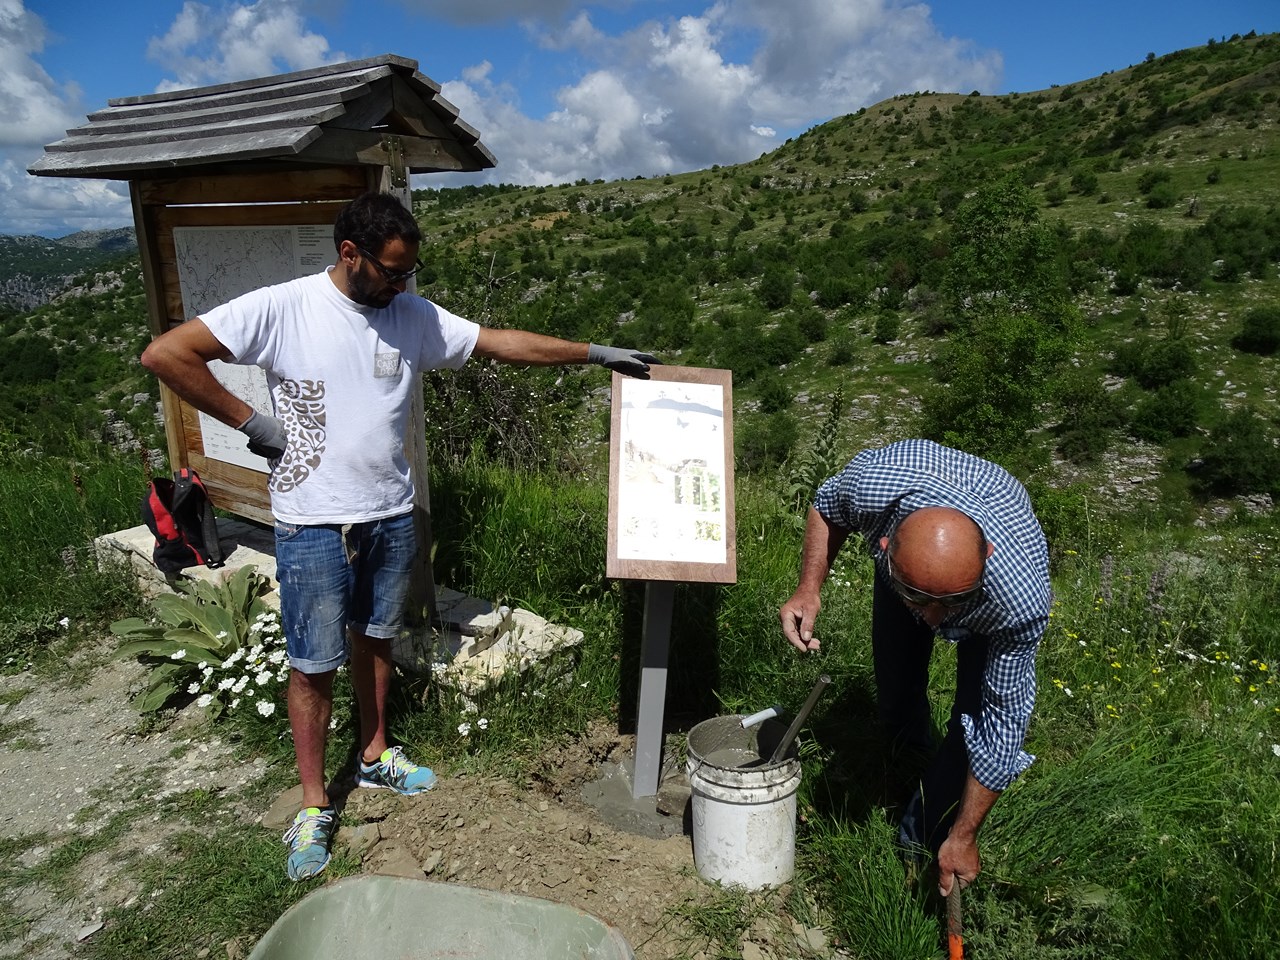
[5,0,348,234]
[0,157,131,236]
[0,1,125,235]
[0,0,84,147]
[427,0,1001,188]
[8,0,1006,233]
[396,0,584,27]
[146,0,347,92]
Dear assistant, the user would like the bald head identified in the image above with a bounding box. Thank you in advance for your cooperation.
[884,507,990,597]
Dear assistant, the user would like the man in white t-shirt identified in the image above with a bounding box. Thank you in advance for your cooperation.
[141,191,657,880]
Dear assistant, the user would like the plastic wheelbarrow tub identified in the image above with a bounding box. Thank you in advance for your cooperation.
[247,874,635,960]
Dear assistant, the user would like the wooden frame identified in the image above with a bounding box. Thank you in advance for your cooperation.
[606,365,736,584]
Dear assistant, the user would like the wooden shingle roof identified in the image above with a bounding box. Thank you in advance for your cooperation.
[29,54,495,179]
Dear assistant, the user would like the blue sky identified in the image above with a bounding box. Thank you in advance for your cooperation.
[5,0,1276,237]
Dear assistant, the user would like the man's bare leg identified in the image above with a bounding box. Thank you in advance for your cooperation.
[288,667,336,808]
[350,631,393,764]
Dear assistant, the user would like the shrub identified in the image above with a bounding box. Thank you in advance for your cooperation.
[872,311,901,344]
[1130,381,1203,441]
[1231,306,1280,355]
[1113,337,1196,388]
[757,374,794,413]
[736,411,797,472]
[1054,371,1127,462]
[1192,408,1280,497]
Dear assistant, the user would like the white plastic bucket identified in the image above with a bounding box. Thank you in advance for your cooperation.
[686,715,801,890]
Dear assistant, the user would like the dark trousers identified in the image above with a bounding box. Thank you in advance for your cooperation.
[871,575,988,855]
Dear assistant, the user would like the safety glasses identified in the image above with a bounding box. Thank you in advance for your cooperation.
[886,555,984,608]
[357,246,425,284]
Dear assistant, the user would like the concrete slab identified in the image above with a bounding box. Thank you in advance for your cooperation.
[580,754,689,840]
[95,523,585,692]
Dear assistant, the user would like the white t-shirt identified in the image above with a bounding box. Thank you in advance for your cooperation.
[201,269,480,524]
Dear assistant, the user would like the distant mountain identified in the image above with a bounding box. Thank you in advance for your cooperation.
[0,228,137,311]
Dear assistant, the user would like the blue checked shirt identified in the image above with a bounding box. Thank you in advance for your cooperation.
[813,439,1051,791]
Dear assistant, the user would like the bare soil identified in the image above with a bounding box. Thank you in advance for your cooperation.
[0,655,834,960]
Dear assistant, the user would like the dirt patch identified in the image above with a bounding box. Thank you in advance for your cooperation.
[0,655,836,960]
[0,655,269,959]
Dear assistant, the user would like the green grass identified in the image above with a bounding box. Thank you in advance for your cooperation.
[2,451,1278,958]
[0,438,146,672]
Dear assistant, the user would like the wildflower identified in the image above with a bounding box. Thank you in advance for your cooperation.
[187,682,201,695]
[458,722,472,737]
[232,676,249,694]
[1273,744,1280,757]
[255,670,272,686]
[218,677,235,691]
[230,698,240,709]
[477,718,489,730]
[1260,663,1270,672]
[58,616,70,629]
[196,694,213,708]
[257,701,276,717]
[170,648,187,660]
[197,661,208,671]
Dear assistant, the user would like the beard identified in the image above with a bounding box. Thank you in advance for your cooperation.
[347,267,399,309]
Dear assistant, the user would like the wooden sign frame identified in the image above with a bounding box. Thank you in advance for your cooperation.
[606,365,736,584]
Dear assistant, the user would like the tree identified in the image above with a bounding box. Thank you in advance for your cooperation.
[923,177,1075,459]
[941,175,1069,329]
[1193,408,1280,497]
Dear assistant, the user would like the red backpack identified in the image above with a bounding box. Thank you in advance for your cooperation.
[141,468,225,575]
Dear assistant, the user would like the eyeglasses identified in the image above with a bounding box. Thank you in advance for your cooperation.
[886,555,984,609]
[357,246,425,285]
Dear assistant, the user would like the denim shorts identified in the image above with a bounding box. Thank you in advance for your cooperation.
[274,511,417,674]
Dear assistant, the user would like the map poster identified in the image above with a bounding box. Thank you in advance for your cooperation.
[606,365,736,584]
[172,225,331,472]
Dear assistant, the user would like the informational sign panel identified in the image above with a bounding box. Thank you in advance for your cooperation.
[172,224,331,471]
[606,365,736,584]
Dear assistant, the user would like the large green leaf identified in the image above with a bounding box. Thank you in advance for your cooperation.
[152,593,198,628]
[135,677,181,713]
[181,604,238,655]
[109,618,165,640]
[115,635,222,665]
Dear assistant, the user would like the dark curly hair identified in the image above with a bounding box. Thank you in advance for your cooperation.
[333,191,421,253]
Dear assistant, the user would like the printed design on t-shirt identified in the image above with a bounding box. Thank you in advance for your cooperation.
[269,379,326,494]
[373,352,401,378]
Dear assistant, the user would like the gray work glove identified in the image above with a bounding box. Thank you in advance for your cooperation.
[239,411,287,460]
[587,343,661,380]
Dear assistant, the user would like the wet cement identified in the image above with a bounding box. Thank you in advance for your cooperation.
[580,758,687,840]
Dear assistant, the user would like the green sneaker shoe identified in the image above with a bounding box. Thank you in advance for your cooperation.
[355,745,437,795]
[282,806,337,881]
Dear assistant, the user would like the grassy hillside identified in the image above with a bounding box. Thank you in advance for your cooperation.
[406,30,1280,527]
[3,30,1279,530]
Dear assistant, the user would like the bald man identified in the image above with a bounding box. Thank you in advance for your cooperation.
[779,439,1050,897]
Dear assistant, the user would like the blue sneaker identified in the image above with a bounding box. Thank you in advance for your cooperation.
[282,806,337,881]
[355,745,437,795]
